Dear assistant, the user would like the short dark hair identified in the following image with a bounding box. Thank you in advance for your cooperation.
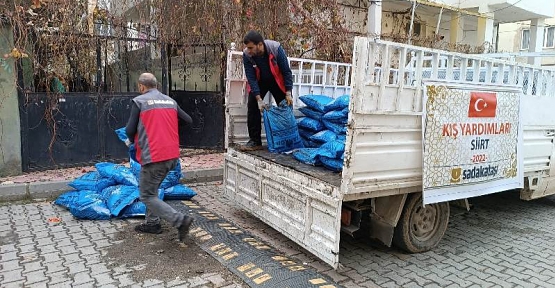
[243,31,264,45]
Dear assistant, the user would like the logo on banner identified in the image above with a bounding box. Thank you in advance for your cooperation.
[468,92,497,118]
[450,168,462,183]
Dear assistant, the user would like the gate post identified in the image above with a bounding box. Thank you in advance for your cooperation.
[0,24,23,176]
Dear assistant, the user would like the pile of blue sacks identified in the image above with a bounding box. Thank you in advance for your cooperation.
[54,128,197,220]
[293,94,350,172]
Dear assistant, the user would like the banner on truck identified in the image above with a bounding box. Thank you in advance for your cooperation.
[422,82,523,204]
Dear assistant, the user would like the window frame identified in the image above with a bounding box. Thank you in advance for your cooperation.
[521,29,530,50]
[543,26,555,48]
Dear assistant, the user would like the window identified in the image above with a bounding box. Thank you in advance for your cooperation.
[544,27,555,48]
[521,29,530,50]
[406,22,422,37]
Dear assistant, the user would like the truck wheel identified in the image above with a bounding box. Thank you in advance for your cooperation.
[393,193,449,253]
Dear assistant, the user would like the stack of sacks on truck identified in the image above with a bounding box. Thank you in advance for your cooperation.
[54,128,197,220]
[293,95,349,172]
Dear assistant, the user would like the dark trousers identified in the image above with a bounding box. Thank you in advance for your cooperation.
[139,159,184,227]
[247,80,286,143]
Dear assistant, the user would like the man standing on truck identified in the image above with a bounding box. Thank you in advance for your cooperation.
[240,30,294,151]
[125,73,194,241]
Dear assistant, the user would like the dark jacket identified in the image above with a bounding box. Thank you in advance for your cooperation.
[243,40,293,96]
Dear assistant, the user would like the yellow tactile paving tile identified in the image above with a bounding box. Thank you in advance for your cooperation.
[309,278,327,285]
[237,263,256,272]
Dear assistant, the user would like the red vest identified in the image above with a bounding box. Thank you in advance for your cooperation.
[132,89,180,165]
[243,40,287,94]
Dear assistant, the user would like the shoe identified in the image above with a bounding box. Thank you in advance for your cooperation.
[238,140,262,151]
[134,223,162,234]
[178,216,194,241]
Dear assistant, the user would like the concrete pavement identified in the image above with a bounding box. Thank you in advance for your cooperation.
[0,199,245,287]
[192,182,555,288]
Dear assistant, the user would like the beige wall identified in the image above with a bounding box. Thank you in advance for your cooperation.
[340,2,482,48]
[498,19,555,66]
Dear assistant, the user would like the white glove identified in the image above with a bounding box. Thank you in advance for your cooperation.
[257,99,268,112]
[285,91,293,106]
[125,139,132,147]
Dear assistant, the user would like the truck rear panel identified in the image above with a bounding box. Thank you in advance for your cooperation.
[224,148,342,267]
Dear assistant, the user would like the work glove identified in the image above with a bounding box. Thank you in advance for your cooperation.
[285,91,293,106]
[125,139,132,147]
[257,99,268,112]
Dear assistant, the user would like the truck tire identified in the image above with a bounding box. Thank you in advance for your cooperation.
[393,193,449,253]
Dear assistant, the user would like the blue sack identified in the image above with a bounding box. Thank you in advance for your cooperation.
[293,148,322,166]
[104,185,140,217]
[298,107,323,120]
[310,130,337,144]
[298,127,314,140]
[164,184,197,200]
[299,95,334,113]
[322,107,349,124]
[68,171,117,193]
[120,189,165,218]
[130,158,141,180]
[323,95,350,112]
[119,201,146,218]
[320,156,344,172]
[263,101,304,153]
[336,134,347,142]
[302,138,321,148]
[160,161,183,189]
[69,191,111,220]
[297,117,325,132]
[54,191,81,209]
[323,120,347,135]
[319,140,346,159]
[95,162,139,187]
[115,127,139,163]
[115,127,128,142]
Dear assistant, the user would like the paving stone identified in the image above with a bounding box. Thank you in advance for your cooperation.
[47,271,71,285]
[93,272,116,286]
[187,276,210,287]
[205,273,226,287]
[116,274,137,286]
[3,280,26,288]
[1,260,21,272]
[0,251,19,262]
[45,260,66,274]
[23,261,44,273]
[143,278,165,286]
[23,269,48,285]
[72,271,94,285]
[66,262,88,275]
[1,268,24,284]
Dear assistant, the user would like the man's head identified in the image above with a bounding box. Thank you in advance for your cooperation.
[138,73,157,94]
[243,30,265,57]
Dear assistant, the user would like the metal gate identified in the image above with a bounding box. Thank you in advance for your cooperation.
[170,91,224,149]
[169,43,225,150]
[16,39,225,171]
[18,93,135,171]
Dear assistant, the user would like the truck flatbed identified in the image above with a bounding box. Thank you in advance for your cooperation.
[245,149,342,187]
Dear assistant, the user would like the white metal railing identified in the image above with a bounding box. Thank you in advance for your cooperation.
[356,38,555,97]
[226,49,352,107]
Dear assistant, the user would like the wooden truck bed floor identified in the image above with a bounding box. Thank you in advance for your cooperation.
[245,149,342,187]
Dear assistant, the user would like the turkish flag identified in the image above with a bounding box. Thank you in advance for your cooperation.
[468,92,497,118]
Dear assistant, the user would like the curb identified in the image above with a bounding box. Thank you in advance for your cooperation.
[0,167,223,202]
[182,168,223,184]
